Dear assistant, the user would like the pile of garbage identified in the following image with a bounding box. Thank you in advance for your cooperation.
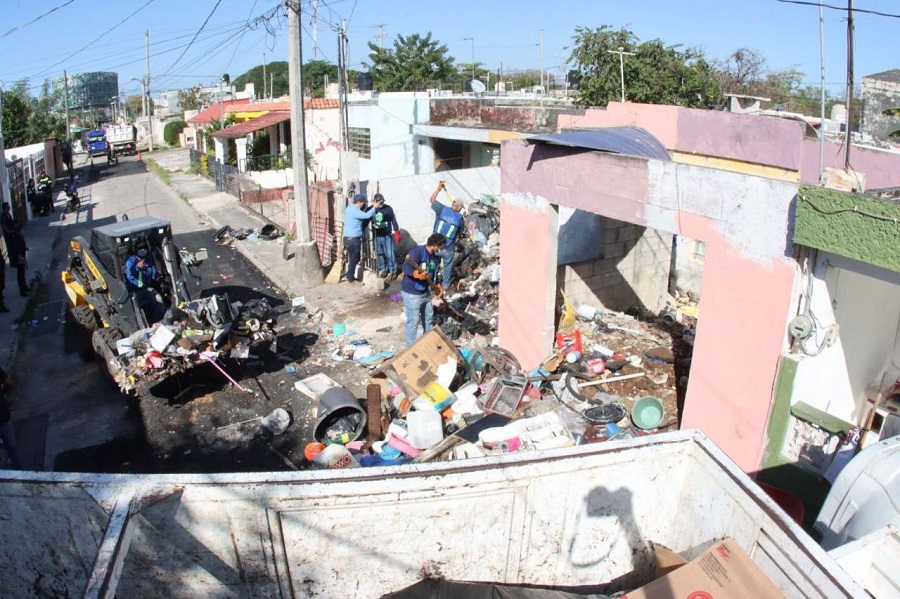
[434,194,501,342]
[296,310,687,469]
[108,296,277,392]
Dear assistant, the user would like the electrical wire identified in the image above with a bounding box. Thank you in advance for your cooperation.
[158,0,225,79]
[798,194,900,223]
[32,0,156,79]
[1,0,77,40]
[776,0,900,19]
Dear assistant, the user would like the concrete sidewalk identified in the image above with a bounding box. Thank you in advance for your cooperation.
[148,149,407,347]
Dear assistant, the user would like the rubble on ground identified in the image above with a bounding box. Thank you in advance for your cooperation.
[109,296,277,392]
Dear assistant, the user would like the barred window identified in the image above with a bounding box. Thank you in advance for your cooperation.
[348,127,371,158]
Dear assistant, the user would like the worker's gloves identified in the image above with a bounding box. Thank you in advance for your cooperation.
[393,231,401,244]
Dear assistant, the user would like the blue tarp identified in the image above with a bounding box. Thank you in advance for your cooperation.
[529,127,671,161]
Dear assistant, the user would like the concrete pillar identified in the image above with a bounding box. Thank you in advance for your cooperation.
[235,137,249,172]
[278,122,288,154]
[269,124,279,156]
[214,137,228,164]
[497,193,559,370]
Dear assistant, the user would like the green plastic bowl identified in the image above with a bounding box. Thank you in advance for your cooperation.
[631,396,664,430]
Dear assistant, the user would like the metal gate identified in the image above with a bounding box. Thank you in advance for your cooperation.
[211,160,241,199]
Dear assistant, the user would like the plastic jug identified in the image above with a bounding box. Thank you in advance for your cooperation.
[407,409,444,449]
[311,443,360,469]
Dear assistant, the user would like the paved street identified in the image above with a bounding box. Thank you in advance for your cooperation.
[11,155,318,473]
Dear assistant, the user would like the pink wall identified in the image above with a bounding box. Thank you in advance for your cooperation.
[559,103,900,187]
[500,140,798,472]
[800,137,900,189]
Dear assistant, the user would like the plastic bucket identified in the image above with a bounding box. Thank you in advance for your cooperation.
[313,387,368,443]
[631,396,664,430]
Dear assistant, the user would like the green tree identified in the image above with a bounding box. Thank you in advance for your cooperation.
[508,70,540,91]
[1,90,32,148]
[27,79,66,140]
[365,32,455,91]
[568,26,720,108]
[164,120,187,146]
[125,95,143,119]
[177,86,211,111]
[302,60,339,98]
[234,61,290,98]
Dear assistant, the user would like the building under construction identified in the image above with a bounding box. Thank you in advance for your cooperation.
[58,71,118,110]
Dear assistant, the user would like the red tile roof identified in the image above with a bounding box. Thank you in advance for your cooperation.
[187,99,250,125]
[189,97,339,126]
[211,111,292,139]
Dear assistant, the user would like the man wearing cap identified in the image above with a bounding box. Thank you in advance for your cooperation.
[125,240,164,323]
[428,180,464,289]
[371,193,401,280]
[343,193,375,285]
[400,233,445,346]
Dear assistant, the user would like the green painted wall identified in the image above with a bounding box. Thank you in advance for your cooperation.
[794,185,900,273]
[762,354,799,469]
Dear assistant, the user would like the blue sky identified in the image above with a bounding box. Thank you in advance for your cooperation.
[1,0,897,99]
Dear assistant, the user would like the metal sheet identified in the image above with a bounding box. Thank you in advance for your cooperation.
[529,128,671,161]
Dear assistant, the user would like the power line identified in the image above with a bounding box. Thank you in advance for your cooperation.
[159,0,225,79]
[225,0,260,71]
[775,0,900,18]
[1,0,77,40]
[33,0,156,78]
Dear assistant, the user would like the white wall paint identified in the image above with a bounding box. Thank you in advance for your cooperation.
[790,253,900,423]
[371,166,500,243]
[348,94,432,181]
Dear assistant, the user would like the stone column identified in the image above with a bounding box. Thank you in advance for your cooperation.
[214,137,229,164]
[235,137,249,172]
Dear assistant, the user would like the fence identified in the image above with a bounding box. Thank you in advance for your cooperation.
[189,150,241,200]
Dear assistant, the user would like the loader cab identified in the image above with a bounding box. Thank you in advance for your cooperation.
[88,217,177,328]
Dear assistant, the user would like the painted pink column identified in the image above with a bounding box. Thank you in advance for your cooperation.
[678,217,796,471]
[497,194,557,369]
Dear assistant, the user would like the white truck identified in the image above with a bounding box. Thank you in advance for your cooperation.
[0,430,867,597]
[105,123,137,160]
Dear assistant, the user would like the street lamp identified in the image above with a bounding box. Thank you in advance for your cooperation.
[607,47,635,103]
[463,37,475,88]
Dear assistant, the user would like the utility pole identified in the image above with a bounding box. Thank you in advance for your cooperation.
[0,88,11,208]
[146,30,153,151]
[843,0,854,171]
[63,70,70,144]
[539,29,544,93]
[607,47,635,103]
[270,73,274,99]
[262,53,267,100]
[373,23,386,49]
[818,0,826,179]
[288,1,313,246]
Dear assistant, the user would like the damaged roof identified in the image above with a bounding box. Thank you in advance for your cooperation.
[530,127,671,161]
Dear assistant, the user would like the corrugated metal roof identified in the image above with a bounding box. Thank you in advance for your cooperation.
[212,111,292,139]
[529,127,671,161]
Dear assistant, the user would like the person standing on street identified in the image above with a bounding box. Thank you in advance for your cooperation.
[428,180,465,289]
[7,220,31,297]
[343,193,375,285]
[371,193,401,280]
[0,247,10,314]
[0,365,22,469]
[400,233,445,346]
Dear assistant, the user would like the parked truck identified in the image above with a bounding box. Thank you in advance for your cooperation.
[85,129,111,165]
[106,123,137,160]
[0,431,867,597]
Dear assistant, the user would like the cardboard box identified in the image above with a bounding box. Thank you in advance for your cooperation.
[375,329,463,398]
[624,538,786,599]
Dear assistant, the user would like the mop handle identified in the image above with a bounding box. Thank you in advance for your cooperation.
[201,354,250,392]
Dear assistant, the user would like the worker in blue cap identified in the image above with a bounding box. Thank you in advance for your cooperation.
[343,193,375,285]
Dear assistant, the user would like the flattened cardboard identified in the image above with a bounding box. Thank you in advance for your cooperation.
[375,329,463,398]
[624,538,786,599]
[652,543,688,578]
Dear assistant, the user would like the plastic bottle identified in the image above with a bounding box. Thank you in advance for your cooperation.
[311,443,360,469]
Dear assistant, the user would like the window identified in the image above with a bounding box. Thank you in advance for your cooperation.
[348,127,371,158]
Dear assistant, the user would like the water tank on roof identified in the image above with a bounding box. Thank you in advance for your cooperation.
[357,73,374,91]
[831,103,847,123]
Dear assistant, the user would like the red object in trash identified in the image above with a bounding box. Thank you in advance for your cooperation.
[587,358,606,375]
[757,482,805,525]
[556,330,583,354]
[304,442,326,461]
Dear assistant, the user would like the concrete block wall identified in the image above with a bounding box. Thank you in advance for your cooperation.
[559,221,672,313]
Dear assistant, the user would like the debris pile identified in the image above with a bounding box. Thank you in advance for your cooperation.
[108,296,277,392]
[434,194,501,341]
[291,297,693,469]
